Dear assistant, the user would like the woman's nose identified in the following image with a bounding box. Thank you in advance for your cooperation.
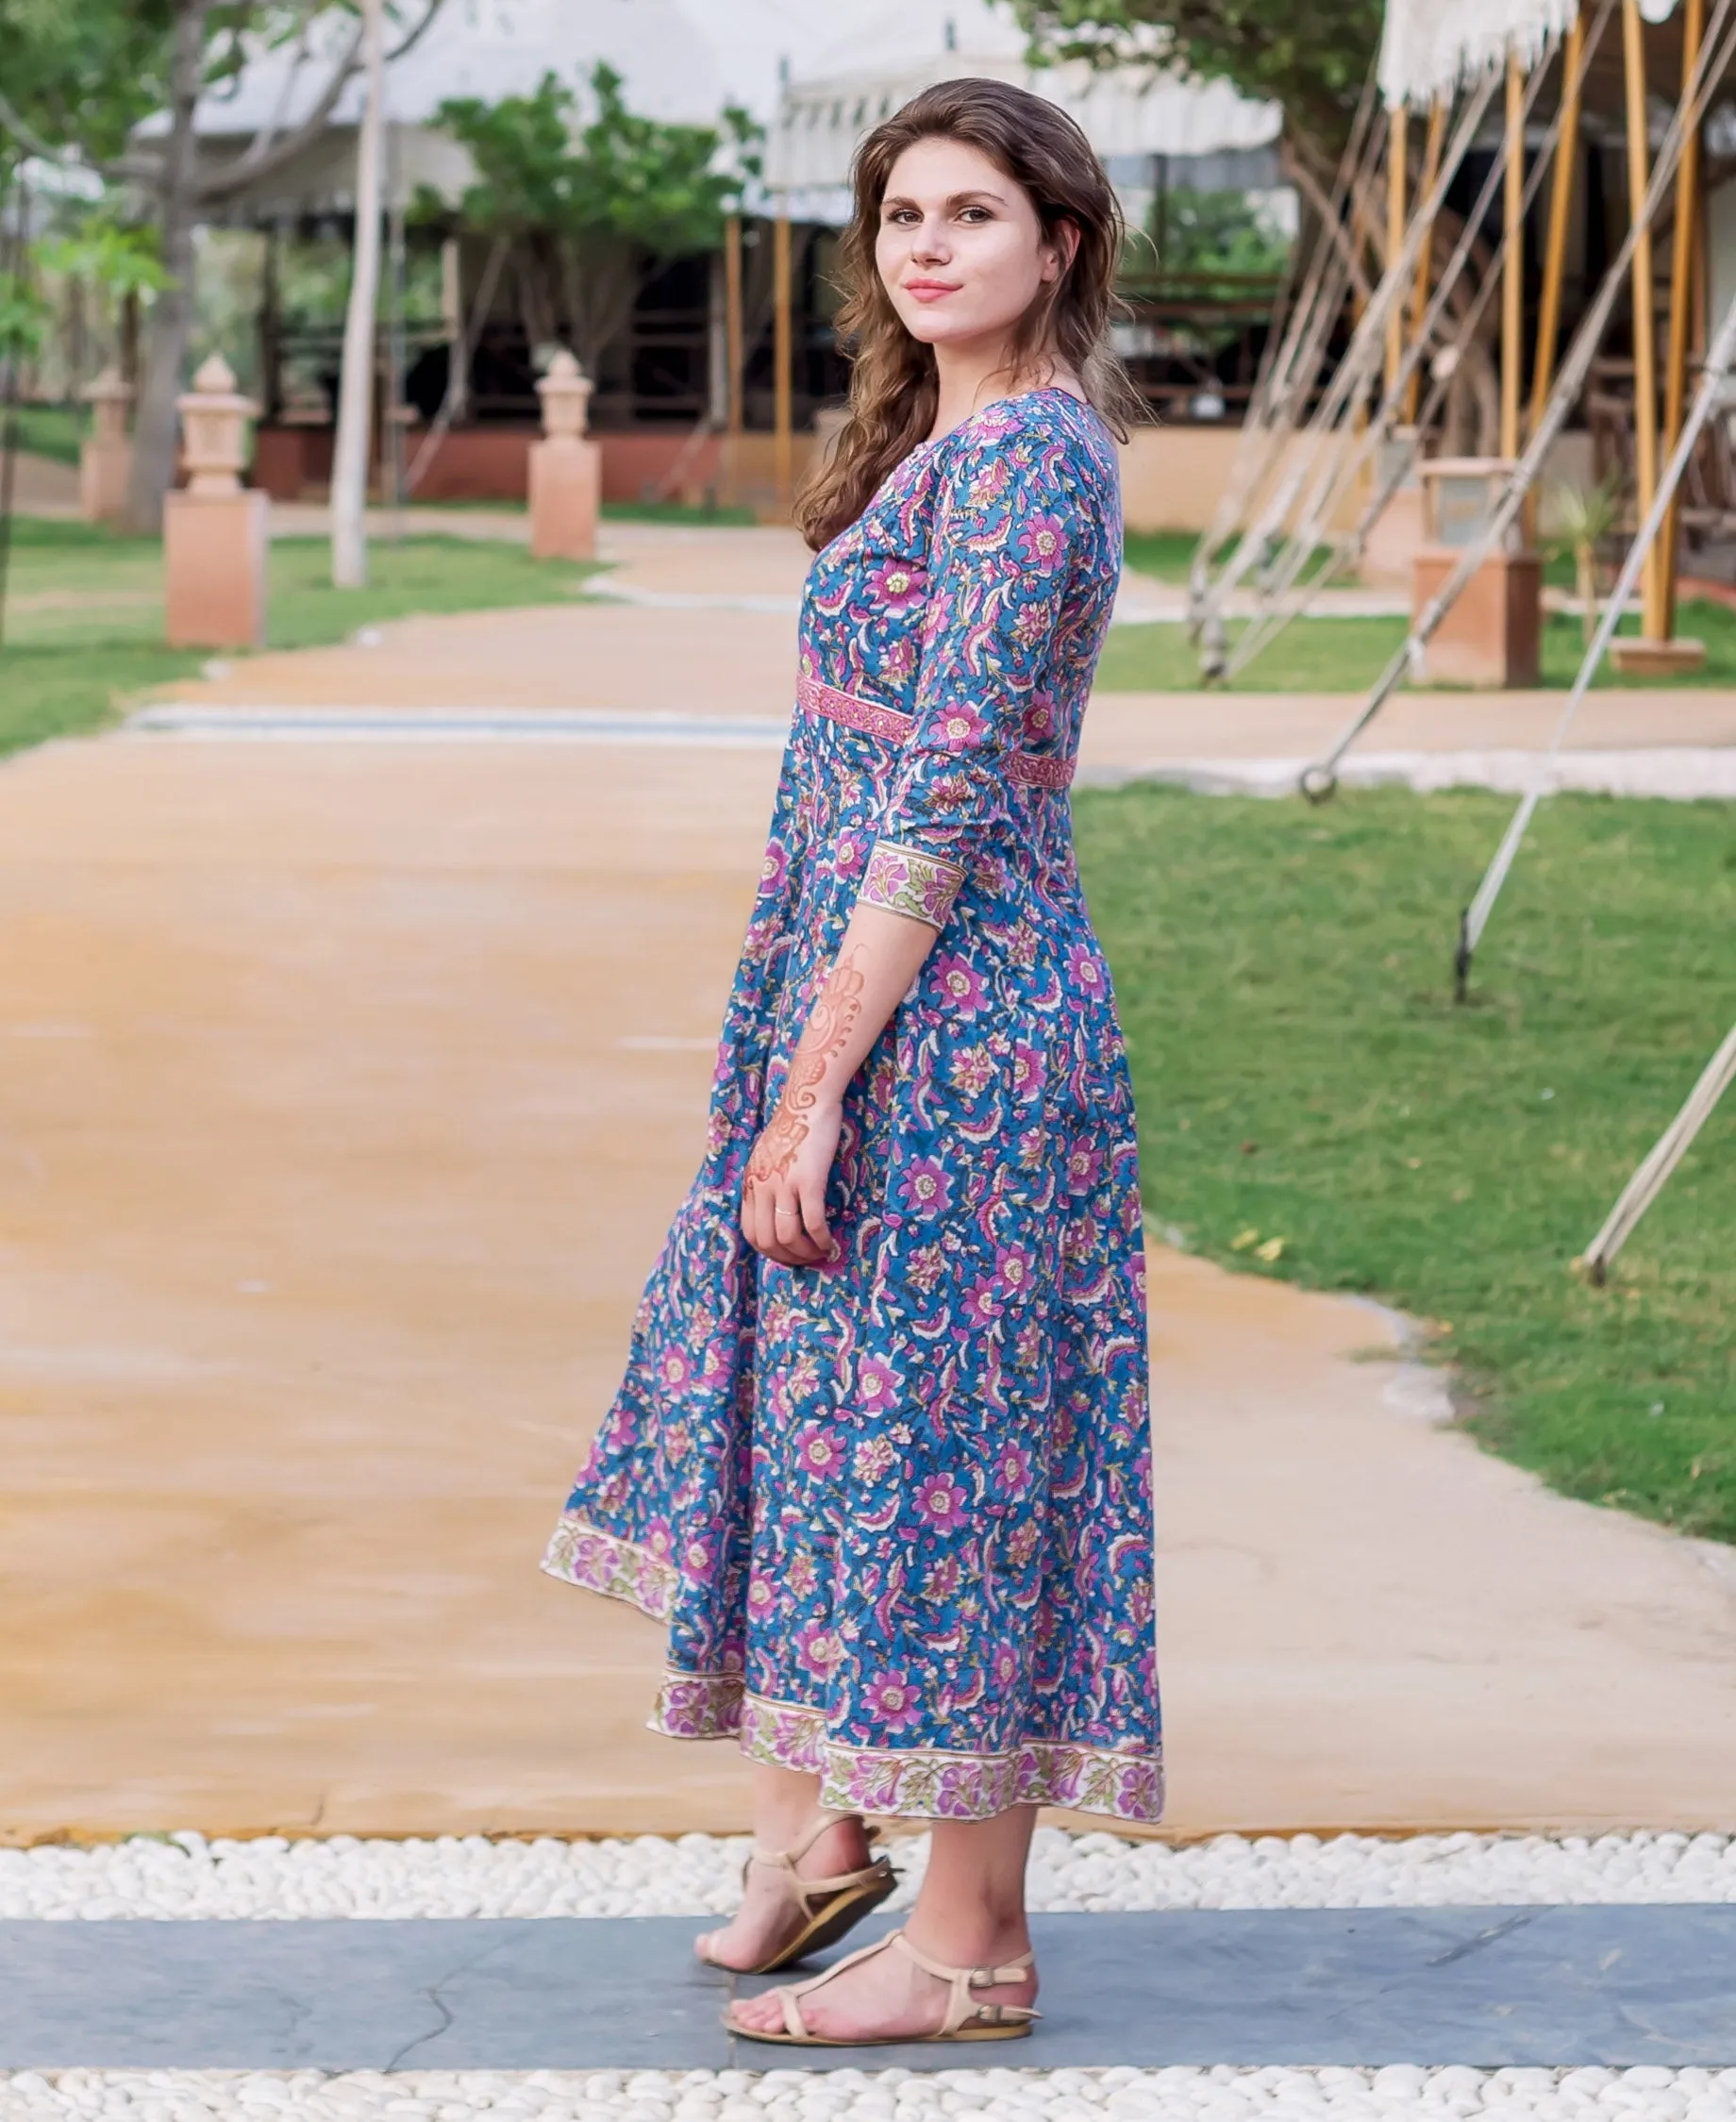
[910,217,952,263]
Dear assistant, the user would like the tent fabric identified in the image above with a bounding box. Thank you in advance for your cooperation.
[1377,0,1678,106]
[766,50,1280,202]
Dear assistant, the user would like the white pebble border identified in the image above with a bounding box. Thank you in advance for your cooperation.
[5,2066,1736,2122]
[3,1830,1733,1922]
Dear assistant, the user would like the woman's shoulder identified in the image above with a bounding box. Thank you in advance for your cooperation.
[942,388,1118,492]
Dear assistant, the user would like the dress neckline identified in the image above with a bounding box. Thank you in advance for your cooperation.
[917,382,1096,454]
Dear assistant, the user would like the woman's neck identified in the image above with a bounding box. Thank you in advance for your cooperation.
[926,338,1079,442]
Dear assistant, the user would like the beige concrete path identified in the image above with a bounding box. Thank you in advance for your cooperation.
[5,521,1736,1846]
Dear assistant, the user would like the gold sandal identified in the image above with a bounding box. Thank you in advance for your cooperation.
[696,1812,897,1977]
[724,1925,1040,2046]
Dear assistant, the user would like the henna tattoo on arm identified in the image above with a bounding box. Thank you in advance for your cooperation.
[746,949,867,1185]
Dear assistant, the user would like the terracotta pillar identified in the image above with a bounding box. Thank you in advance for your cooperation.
[529,349,600,561]
[79,365,134,524]
[164,354,270,651]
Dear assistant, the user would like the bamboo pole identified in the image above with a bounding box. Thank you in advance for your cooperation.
[1622,0,1664,632]
[1386,103,1409,399]
[1660,0,1706,636]
[1406,98,1447,425]
[1531,7,1585,433]
[1501,48,1526,461]
[723,213,743,508]
[773,207,793,513]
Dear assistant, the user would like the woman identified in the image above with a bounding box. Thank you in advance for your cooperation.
[543,76,1161,2047]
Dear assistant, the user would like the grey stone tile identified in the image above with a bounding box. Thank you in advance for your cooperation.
[3,1908,1733,2072]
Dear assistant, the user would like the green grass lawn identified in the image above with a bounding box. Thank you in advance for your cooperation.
[1096,594,1736,692]
[1078,782,1736,1544]
[1123,529,1336,585]
[0,518,601,757]
[8,403,85,466]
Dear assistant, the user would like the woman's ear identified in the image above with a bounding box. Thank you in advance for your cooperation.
[1041,218,1081,284]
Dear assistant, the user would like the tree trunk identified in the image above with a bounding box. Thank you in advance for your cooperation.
[123,0,209,538]
[331,0,386,589]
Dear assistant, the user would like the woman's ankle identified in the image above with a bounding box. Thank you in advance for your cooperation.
[902,1904,1032,1973]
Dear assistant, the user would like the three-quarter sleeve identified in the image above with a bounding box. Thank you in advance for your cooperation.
[857,419,1074,930]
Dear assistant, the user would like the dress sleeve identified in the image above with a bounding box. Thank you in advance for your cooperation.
[856,420,1075,930]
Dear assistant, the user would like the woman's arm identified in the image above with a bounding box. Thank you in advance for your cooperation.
[742,411,1081,1270]
[741,899,934,1268]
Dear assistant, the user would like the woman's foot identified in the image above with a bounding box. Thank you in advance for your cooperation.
[726,1921,1038,2043]
[695,1813,876,1973]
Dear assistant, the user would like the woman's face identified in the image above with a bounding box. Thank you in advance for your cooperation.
[875,136,1068,354]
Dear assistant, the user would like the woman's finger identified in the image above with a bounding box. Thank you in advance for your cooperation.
[797,1168,831,1258]
[771,1183,820,1265]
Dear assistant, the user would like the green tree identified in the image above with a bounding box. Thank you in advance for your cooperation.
[1012,0,1383,185]
[0,2,448,533]
[436,62,760,385]
[1147,187,1293,289]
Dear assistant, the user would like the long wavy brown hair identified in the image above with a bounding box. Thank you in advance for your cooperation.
[794,76,1142,552]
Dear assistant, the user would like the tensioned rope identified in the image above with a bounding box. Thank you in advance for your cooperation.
[1455,276,1736,995]
[1212,66,1508,678]
[1296,0,1736,805]
[1579,1018,1736,1282]
[1188,67,1384,640]
[1225,0,1616,681]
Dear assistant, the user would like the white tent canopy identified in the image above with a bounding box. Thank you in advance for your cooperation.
[767,46,1279,224]
[150,0,1279,222]
[1378,0,1679,107]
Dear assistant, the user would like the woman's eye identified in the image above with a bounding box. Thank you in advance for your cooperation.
[959,208,992,224]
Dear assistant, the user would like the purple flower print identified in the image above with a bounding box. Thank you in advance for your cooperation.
[799,1429,843,1476]
[760,840,789,893]
[993,1442,1034,1498]
[907,1245,945,1295]
[1068,1145,1105,1196]
[863,1670,924,1733]
[932,954,989,1016]
[933,702,991,751]
[1011,1041,1044,1099]
[914,1471,971,1532]
[993,1243,1036,1301]
[1017,511,1067,573]
[853,1435,897,1484]
[1021,697,1057,744]
[796,1622,842,1677]
[1066,943,1107,997]
[895,1156,953,1219]
[867,560,926,612]
[854,1355,899,1418]
[960,1277,1003,1329]
[949,1045,993,1098]
[992,1644,1022,1694]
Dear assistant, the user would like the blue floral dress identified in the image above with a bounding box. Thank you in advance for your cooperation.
[544,388,1161,1824]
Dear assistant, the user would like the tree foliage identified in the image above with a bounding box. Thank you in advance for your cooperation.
[435,61,760,384]
[1012,0,1383,175]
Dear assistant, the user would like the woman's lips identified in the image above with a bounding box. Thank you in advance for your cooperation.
[905,280,960,302]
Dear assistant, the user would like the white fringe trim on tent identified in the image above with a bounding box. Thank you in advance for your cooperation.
[1377,0,1677,108]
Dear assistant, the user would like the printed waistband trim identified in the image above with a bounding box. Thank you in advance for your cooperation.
[798,672,1074,791]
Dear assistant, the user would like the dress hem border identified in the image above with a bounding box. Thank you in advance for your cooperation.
[541,1512,1165,1827]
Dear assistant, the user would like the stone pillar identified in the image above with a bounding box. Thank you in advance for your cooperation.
[79,366,134,524]
[1411,459,1542,688]
[529,350,600,560]
[164,354,270,651]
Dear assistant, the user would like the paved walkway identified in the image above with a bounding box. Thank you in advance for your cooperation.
[3,522,1735,1847]
[8,1908,1734,2070]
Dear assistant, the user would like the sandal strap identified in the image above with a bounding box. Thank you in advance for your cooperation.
[889,1929,1039,2037]
[745,1814,884,1913]
[771,1930,900,2041]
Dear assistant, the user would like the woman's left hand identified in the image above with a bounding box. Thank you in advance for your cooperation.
[741,1089,841,1268]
